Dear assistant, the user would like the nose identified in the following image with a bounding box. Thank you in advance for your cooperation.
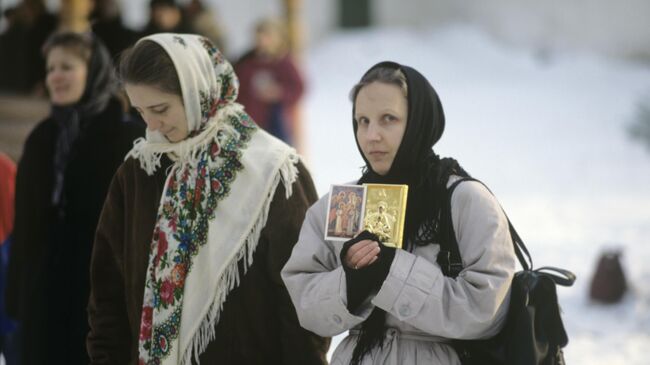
[48,69,64,84]
[365,121,382,142]
[142,115,163,132]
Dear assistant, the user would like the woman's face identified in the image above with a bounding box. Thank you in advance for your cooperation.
[125,83,189,142]
[255,28,282,55]
[46,47,88,106]
[355,82,408,176]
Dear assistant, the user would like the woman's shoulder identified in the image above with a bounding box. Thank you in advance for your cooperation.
[447,175,490,196]
[24,116,56,147]
[113,157,155,186]
[446,176,504,219]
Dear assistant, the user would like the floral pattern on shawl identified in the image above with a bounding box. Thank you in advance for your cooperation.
[139,115,255,364]
[134,34,257,365]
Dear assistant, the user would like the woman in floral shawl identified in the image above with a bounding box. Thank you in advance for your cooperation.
[86,33,329,365]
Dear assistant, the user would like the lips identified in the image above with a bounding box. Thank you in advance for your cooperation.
[368,151,387,157]
[52,86,69,93]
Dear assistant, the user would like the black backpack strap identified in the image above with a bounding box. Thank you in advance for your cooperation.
[535,266,577,287]
[439,177,534,277]
[437,177,470,277]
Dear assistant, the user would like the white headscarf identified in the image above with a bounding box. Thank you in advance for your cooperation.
[129,33,299,365]
[127,33,242,174]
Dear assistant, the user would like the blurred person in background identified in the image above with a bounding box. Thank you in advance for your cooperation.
[0,153,18,365]
[0,7,31,93]
[5,32,143,365]
[234,18,305,149]
[0,154,15,243]
[0,0,57,94]
[184,0,227,53]
[87,33,328,365]
[141,0,191,36]
[90,0,139,61]
[58,0,94,34]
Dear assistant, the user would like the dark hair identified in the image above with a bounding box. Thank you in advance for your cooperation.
[149,0,180,9]
[42,32,93,63]
[349,66,407,104]
[118,40,182,96]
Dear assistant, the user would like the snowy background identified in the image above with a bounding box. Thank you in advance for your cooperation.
[299,26,650,364]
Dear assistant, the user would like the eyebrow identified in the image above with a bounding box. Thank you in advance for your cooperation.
[354,108,397,117]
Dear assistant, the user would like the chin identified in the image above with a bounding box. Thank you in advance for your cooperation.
[51,98,76,106]
[166,134,184,143]
[372,167,389,176]
[50,91,82,104]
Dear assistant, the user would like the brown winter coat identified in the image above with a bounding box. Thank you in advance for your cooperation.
[87,156,329,364]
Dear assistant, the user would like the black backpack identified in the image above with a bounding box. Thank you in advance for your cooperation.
[437,177,576,365]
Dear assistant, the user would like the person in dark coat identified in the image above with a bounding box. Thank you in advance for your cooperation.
[0,0,57,94]
[5,32,143,365]
[90,0,139,61]
[141,0,192,36]
[87,33,329,365]
[0,7,31,93]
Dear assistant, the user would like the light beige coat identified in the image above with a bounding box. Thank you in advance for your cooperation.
[282,178,516,365]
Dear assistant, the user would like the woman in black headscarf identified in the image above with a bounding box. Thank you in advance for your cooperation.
[5,32,143,365]
[283,61,517,364]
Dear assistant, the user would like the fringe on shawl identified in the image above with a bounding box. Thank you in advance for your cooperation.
[180,152,300,365]
[126,104,244,176]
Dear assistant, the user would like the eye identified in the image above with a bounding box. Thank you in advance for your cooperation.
[151,107,168,115]
[382,114,398,122]
[356,117,369,125]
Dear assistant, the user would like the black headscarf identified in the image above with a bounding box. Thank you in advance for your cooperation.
[350,61,469,364]
[50,34,117,214]
[354,61,467,247]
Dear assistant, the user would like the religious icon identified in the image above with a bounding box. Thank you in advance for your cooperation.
[363,184,408,248]
[325,183,408,248]
[325,185,366,241]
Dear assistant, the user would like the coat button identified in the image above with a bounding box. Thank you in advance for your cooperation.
[332,314,342,324]
[398,303,411,317]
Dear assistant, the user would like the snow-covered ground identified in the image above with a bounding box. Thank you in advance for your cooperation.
[301,25,650,364]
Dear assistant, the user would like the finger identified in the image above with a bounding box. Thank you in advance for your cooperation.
[346,240,375,256]
[356,246,381,268]
[345,240,375,265]
[349,241,379,265]
[350,244,380,269]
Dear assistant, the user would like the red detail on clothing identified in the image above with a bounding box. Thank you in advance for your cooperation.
[157,231,169,262]
[160,279,175,305]
[0,153,16,243]
[139,306,153,341]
